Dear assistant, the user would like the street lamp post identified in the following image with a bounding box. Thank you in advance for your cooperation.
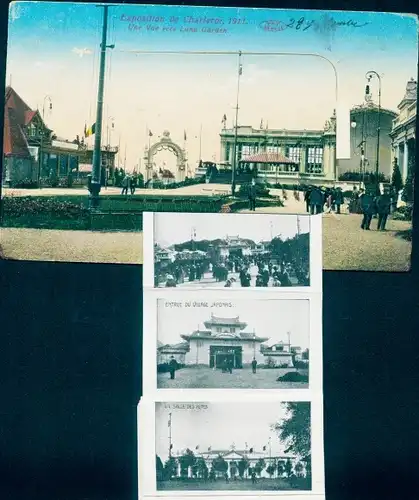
[90,5,114,208]
[38,95,52,188]
[231,51,243,197]
[365,71,382,195]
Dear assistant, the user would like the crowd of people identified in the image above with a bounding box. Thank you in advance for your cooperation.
[302,184,394,231]
[303,186,345,215]
[157,252,308,288]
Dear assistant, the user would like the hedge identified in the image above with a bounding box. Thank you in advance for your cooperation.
[1,194,228,231]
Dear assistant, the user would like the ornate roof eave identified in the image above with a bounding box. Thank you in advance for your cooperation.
[389,115,417,138]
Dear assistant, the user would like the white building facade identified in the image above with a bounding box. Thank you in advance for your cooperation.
[219,111,337,185]
[390,78,417,182]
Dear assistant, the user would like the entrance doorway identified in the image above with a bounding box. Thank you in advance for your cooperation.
[209,345,243,368]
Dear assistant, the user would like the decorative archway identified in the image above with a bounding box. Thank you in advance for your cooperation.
[144,130,187,183]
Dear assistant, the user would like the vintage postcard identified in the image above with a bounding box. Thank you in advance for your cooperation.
[156,297,310,390]
[143,212,322,292]
[142,292,324,393]
[1,3,416,269]
[138,397,324,497]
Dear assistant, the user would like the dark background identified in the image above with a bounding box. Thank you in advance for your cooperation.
[1,0,419,499]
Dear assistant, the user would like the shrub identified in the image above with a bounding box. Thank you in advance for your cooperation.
[3,196,89,219]
[393,205,413,221]
[9,178,39,189]
[238,182,271,198]
[338,170,389,183]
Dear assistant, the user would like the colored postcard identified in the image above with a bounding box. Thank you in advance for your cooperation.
[2,3,416,268]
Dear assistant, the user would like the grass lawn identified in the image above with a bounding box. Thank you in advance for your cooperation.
[157,477,309,491]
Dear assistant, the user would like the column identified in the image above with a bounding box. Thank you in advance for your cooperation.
[229,143,234,164]
[322,144,329,177]
[329,143,336,180]
[299,147,307,173]
[220,140,227,162]
[403,141,409,181]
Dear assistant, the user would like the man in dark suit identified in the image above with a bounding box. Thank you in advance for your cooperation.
[360,189,376,230]
[376,188,392,231]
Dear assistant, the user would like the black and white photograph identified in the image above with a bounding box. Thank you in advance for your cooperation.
[154,401,312,492]
[150,213,311,289]
[156,298,309,389]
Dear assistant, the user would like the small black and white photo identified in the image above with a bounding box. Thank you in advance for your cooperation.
[155,401,312,492]
[157,298,309,389]
[152,213,311,289]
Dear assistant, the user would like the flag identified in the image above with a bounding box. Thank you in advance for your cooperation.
[239,63,243,76]
[195,445,199,450]
[260,119,263,129]
[168,417,171,427]
[263,446,267,451]
[184,130,187,141]
[170,444,173,450]
[149,130,153,137]
[222,114,227,123]
[249,447,253,453]
[208,446,211,451]
[85,123,96,137]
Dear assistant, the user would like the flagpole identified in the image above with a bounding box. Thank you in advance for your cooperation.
[168,412,172,458]
[231,50,242,196]
[124,144,127,174]
[89,4,110,208]
[199,124,202,162]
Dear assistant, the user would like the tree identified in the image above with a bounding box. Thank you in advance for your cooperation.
[254,458,266,477]
[273,402,311,460]
[212,454,228,475]
[402,154,415,204]
[237,458,249,479]
[276,459,285,477]
[266,463,276,478]
[391,159,403,193]
[195,457,208,479]
[156,455,164,481]
[284,458,293,478]
[164,456,178,480]
[294,461,305,478]
[178,448,196,478]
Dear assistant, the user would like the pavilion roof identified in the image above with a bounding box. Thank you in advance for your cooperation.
[239,152,297,164]
[204,315,246,329]
[180,330,269,342]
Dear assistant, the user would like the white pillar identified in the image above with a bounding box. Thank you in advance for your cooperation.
[403,141,409,181]
[329,143,336,180]
[322,144,330,176]
[300,147,307,173]
[220,141,226,162]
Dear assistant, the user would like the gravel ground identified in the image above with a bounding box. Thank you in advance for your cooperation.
[322,213,411,271]
[1,228,143,264]
[158,366,308,389]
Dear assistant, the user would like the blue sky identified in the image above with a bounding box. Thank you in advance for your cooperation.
[6,2,419,170]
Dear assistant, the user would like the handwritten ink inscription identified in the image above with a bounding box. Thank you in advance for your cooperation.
[259,16,369,33]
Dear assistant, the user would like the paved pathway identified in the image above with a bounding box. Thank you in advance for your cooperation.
[3,183,232,198]
[1,228,143,263]
[239,193,412,272]
[158,366,308,389]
